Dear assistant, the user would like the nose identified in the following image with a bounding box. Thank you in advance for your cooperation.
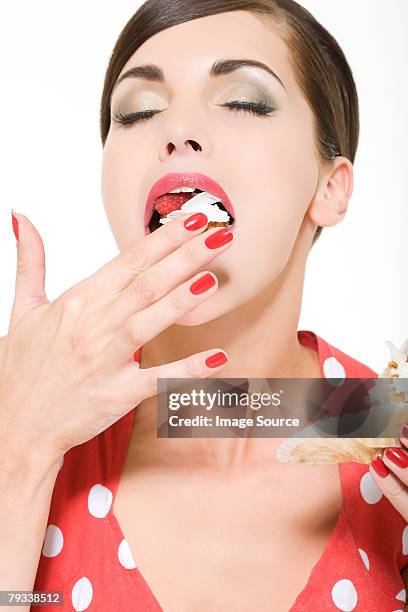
[167,139,201,155]
[158,121,212,161]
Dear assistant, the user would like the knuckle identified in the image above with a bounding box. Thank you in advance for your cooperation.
[16,260,29,277]
[16,260,45,278]
[385,482,405,502]
[160,221,182,248]
[185,357,204,379]
[73,275,97,299]
[124,316,146,345]
[183,240,200,266]
[59,292,84,319]
[169,288,188,313]
[143,370,159,397]
[131,273,159,303]
[121,244,148,273]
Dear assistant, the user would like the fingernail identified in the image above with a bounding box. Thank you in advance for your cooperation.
[11,209,19,241]
[400,424,408,439]
[371,456,390,478]
[184,212,208,231]
[204,227,233,249]
[384,446,408,468]
[205,351,228,368]
[189,273,216,295]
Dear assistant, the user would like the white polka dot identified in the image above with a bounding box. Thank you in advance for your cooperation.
[396,588,406,602]
[118,538,137,569]
[359,471,383,504]
[323,356,346,386]
[87,483,113,518]
[331,579,358,611]
[71,576,93,611]
[358,548,369,570]
[42,524,64,557]
[402,525,408,554]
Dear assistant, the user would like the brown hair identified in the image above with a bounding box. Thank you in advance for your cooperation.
[99,0,359,246]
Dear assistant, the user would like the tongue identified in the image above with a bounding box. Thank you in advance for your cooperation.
[154,192,195,216]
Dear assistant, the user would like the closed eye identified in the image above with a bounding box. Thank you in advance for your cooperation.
[220,100,277,117]
[111,100,276,126]
[111,109,162,125]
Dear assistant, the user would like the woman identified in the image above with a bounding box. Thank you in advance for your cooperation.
[1,1,407,610]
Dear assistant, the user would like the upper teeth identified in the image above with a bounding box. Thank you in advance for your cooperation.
[169,186,196,193]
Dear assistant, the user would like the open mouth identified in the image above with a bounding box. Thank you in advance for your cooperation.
[147,188,235,234]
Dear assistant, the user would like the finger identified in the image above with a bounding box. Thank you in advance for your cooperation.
[97,270,219,371]
[369,456,408,519]
[382,446,408,488]
[108,346,229,410]
[10,211,49,330]
[95,224,233,338]
[399,426,408,449]
[78,211,211,299]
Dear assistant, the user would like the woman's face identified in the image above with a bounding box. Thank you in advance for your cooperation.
[102,10,322,325]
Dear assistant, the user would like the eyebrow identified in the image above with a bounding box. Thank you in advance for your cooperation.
[111,58,287,96]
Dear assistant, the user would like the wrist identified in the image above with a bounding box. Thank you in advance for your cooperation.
[0,443,62,490]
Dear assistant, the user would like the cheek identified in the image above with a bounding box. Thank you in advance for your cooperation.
[220,123,317,271]
[224,113,317,214]
[176,120,319,325]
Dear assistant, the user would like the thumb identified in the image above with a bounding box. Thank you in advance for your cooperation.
[10,209,49,327]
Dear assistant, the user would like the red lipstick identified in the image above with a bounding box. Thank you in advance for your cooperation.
[144,172,236,234]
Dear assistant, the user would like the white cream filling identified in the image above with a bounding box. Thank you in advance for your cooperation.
[372,338,408,406]
[159,190,231,224]
[385,339,408,378]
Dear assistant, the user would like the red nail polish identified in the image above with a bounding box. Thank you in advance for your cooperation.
[385,446,408,468]
[184,212,208,231]
[204,228,233,249]
[189,273,216,295]
[11,210,19,241]
[205,351,228,368]
[371,456,389,478]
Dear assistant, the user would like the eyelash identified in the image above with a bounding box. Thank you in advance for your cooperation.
[111,100,276,126]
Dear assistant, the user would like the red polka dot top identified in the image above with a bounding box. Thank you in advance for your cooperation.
[32,330,408,611]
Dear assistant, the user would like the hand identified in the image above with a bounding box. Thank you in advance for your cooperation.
[0,211,233,471]
[369,431,408,519]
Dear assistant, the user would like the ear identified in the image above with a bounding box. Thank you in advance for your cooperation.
[307,156,354,228]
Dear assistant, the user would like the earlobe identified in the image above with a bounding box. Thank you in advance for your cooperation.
[307,156,354,228]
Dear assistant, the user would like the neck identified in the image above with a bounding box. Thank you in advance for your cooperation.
[130,232,320,474]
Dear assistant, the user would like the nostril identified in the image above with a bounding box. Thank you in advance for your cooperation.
[187,140,202,151]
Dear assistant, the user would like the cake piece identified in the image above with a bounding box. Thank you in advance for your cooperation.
[276,337,408,464]
[156,190,231,228]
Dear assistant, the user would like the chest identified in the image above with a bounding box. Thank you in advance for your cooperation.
[112,463,343,612]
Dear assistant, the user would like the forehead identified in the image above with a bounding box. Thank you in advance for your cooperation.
[118,10,295,90]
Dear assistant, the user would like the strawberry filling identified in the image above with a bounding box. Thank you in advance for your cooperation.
[148,189,234,233]
[154,192,196,215]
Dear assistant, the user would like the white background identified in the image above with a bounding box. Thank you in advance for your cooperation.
[0,1,406,373]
